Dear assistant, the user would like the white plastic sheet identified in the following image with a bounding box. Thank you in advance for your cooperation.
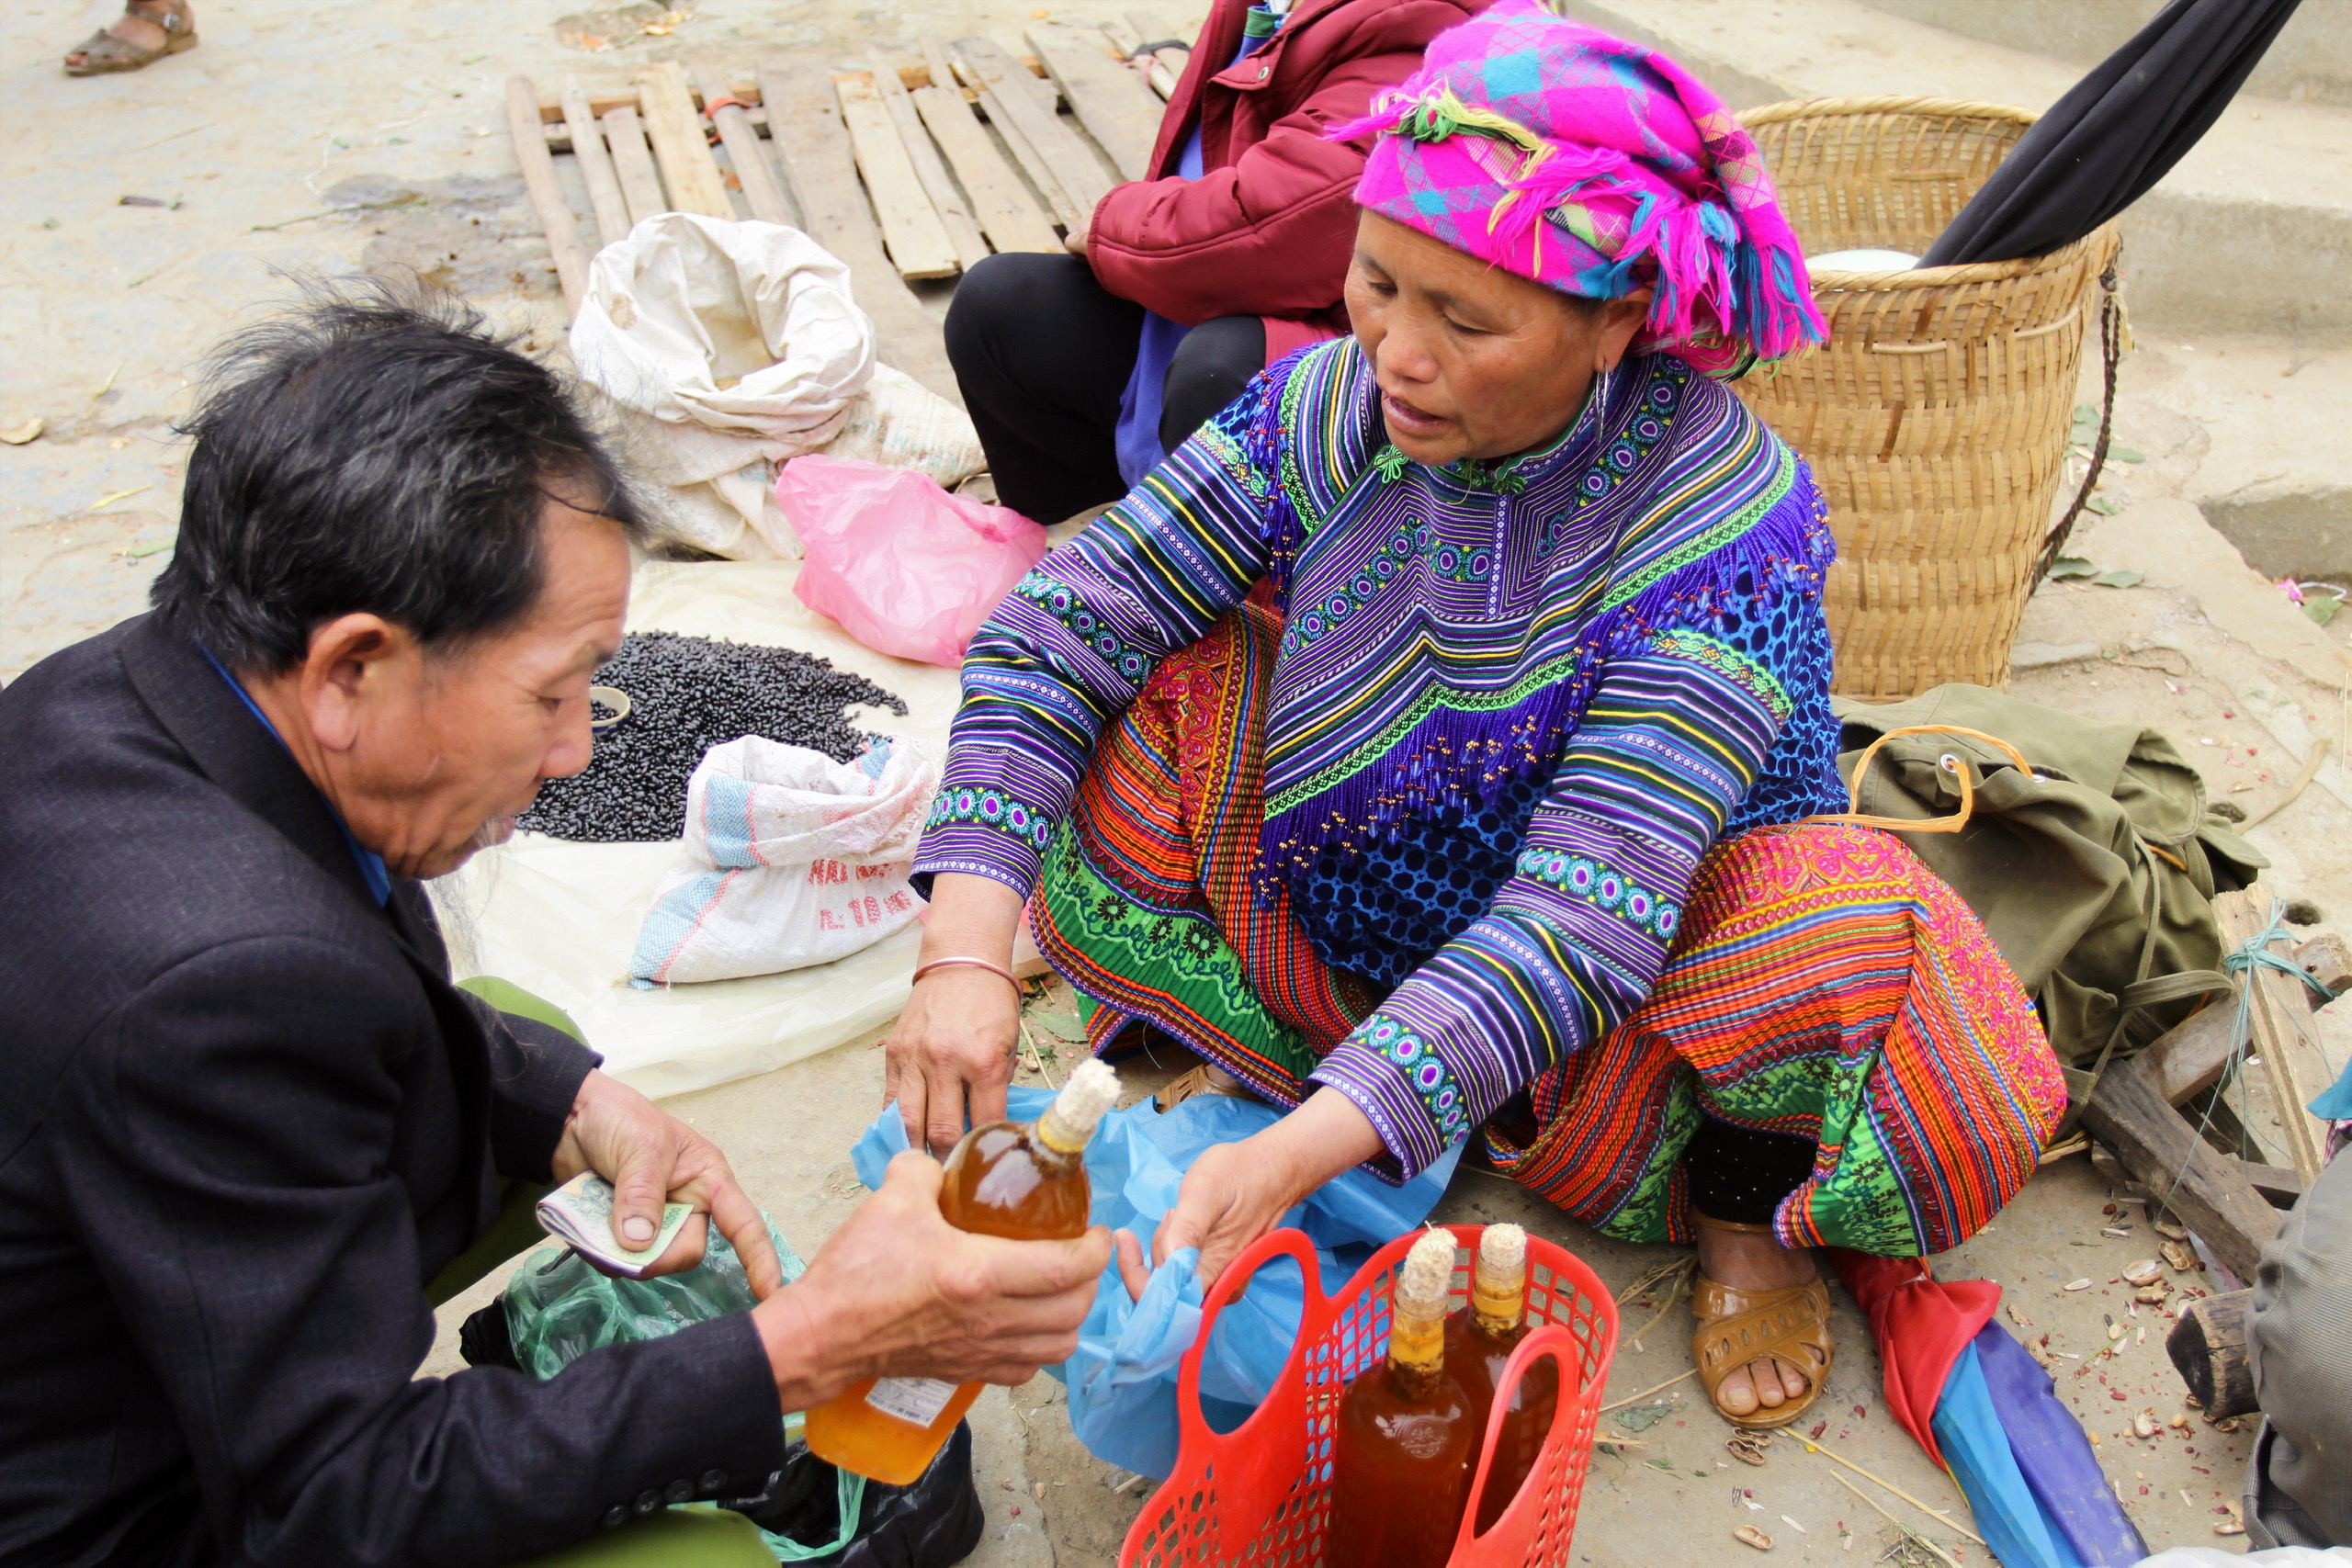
[427,559,965,1099]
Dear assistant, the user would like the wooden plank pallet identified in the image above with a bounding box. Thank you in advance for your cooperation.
[504,24,1181,398]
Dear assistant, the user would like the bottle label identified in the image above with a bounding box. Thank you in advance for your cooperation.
[865,1376,956,1427]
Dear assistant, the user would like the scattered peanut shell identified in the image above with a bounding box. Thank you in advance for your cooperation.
[1727,1435,1771,1467]
[2162,1240,2198,1272]
[0,417,41,446]
[1735,1525,1775,1551]
[2215,1521,2245,1536]
[2135,1285,2170,1304]
[2133,1411,2158,1438]
[2154,1217,2190,1241]
[2121,1259,2165,1287]
[2064,1278,2094,1292]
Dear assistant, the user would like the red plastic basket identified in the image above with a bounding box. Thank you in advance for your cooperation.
[1120,1224,1619,1567]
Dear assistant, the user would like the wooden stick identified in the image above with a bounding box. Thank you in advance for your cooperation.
[1790,1435,1984,1545]
[915,42,1064,252]
[1621,1260,1694,1354]
[560,73,632,248]
[1018,1017,1062,1089]
[691,62,795,228]
[2245,739,2331,828]
[834,72,963,279]
[1596,1368,1696,1414]
[1830,1472,1963,1568]
[1025,21,1163,182]
[504,76,589,311]
[601,106,667,227]
[634,61,735,219]
[867,51,989,271]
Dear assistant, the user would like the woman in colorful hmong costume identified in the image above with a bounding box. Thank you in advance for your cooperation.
[888,0,2065,1430]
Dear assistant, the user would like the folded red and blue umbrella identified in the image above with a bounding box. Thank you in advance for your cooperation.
[1831,1252,2147,1568]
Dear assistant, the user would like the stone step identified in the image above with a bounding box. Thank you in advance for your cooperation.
[1860,0,2352,109]
[2104,329,2352,589]
[1558,0,2352,344]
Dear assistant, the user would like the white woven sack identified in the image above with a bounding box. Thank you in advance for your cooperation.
[571,213,876,558]
[628,735,941,986]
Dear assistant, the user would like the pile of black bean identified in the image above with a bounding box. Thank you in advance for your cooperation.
[517,631,909,842]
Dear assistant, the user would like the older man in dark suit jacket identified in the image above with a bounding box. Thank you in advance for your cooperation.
[0,287,1108,1568]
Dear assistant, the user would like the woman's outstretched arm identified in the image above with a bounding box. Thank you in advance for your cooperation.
[895,388,1289,1153]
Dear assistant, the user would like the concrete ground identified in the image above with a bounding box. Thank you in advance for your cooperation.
[6,2,2350,1565]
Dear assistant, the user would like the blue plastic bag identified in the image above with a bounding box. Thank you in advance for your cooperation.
[853,1087,1462,1478]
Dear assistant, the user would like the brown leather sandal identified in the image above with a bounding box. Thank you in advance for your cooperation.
[1152,1061,1260,1112]
[64,1,197,75]
[1690,1215,1833,1431]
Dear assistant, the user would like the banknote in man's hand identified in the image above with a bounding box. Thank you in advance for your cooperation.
[536,1172,695,1276]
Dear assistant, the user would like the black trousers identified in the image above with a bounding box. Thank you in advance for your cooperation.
[1685,1118,1818,1225]
[943,252,1268,524]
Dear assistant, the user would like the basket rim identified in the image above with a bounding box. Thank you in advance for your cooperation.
[1740,94,2041,129]
[1800,221,2120,292]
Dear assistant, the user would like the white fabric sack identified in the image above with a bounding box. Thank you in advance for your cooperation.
[821,364,988,494]
[676,366,992,559]
[628,734,941,986]
[571,213,876,558]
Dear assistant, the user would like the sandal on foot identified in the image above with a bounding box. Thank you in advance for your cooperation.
[64,2,197,75]
[1153,1062,1260,1112]
[1690,1219,1832,1431]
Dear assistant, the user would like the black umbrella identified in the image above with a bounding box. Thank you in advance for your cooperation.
[1921,0,2304,266]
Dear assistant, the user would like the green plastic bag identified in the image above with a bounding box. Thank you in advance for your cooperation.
[502,1218,865,1563]
[501,1217,804,1378]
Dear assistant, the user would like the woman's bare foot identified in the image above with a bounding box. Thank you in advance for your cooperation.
[63,0,190,73]
[1696,1222,1824,1417]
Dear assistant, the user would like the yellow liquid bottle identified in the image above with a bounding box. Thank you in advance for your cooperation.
[1444,1224,1558,1532]
[1329,1230,1476,1568]
[804,1059,1118,1484]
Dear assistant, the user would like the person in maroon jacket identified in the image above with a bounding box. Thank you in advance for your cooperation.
[944,0,1493,523]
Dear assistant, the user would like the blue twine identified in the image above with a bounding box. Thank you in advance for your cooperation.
[2162,898,2335,1218]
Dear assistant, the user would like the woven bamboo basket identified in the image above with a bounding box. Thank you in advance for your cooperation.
[1735,96,2121,701]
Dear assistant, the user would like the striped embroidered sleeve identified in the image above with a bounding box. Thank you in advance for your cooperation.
[1310,627,1797,1179]
[911,400,1276,900]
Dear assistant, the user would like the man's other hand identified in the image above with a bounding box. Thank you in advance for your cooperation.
[552,1069,784,1296]
[752,1151,1110,1411]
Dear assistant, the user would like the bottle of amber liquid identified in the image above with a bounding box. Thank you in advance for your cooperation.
[1329,1229,1476,1568]
[1445,1224,1559,1531]
[805,1059,1119,1484]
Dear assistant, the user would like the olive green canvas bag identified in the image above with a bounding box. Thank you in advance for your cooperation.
[1826,684,2267,1108]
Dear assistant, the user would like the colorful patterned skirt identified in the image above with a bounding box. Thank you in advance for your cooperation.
[1031,608,2064,1257]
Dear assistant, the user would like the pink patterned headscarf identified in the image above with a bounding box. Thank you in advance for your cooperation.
[1336,0,1826,375]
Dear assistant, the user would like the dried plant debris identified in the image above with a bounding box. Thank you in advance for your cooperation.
[516,631,907,842]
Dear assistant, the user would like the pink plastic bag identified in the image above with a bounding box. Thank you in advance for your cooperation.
[778,455,1047,667]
